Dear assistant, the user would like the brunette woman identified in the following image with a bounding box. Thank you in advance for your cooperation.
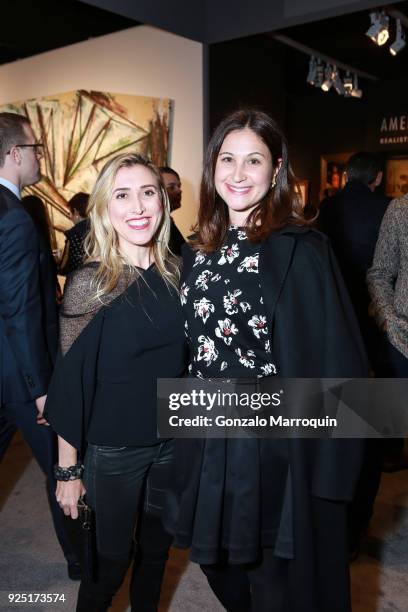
[164,110,368,612]
[45,153,187,611]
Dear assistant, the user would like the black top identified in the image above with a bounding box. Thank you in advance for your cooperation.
[182,226,277,378]
[46,263,187,449]
[59,218,90,275]
[86,265,187,445]
[169,217,185,256]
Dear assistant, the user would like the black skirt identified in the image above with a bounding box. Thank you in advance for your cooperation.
[163,436,292,565]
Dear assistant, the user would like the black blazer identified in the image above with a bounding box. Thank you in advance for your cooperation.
[0,184,57,404]
[318,182,389,313]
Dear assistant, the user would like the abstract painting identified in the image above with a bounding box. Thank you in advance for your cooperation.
[0,90,172,251]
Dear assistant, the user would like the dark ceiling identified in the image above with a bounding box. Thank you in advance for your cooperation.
[1,0,408,100]
[0,0,136,64]
[209,1,408,104]
[277,1,408,86]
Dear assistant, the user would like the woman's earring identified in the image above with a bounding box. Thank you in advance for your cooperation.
[271,176,277,188]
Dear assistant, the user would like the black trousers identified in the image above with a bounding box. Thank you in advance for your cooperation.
[201,549,288,612]
[77,440,174,612]
[0,401,75,562]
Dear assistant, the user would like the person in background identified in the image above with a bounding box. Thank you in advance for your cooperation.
[0,112,80,579]
[59,192,90,275]
[159,166,185,255]
[319,152,389,364]
[318,152,392,557]
[46,153,187,611]
[22,194,61,303]
[164,109,367,612]
[368,194,408,373]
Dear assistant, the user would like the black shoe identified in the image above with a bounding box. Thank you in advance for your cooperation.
[68,561,83,581]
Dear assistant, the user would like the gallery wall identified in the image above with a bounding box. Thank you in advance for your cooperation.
[0,25,203,237]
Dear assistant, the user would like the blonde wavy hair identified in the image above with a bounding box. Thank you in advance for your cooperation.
[84,152,180,304]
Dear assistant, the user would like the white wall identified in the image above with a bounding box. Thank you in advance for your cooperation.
[0,26,203,237]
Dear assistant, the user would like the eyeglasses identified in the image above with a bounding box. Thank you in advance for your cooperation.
[6,143,44,154]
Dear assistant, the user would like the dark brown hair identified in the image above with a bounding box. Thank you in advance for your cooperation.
[192,109,310,252]
[68,192,89,218]
[0,112,30,167]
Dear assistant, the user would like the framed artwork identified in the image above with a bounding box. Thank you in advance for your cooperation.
[385,157,408,198]
[0,90,172,251]
[320,152,353,200]
[296,180,310,207]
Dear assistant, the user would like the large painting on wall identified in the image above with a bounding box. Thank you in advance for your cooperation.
[0,90,172,251]
[385,157,408,198]
[320,152,353,201]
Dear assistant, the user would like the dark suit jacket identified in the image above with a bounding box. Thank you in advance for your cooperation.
[0,184,57,404]
[318,181,390,356]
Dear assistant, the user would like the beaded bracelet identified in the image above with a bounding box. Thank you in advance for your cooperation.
[54,462,84,482]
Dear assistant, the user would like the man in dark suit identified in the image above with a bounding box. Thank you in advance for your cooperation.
[319,152,390,364]
[159,166,185,255]
[318,151,390,557]
[0,112,79,578]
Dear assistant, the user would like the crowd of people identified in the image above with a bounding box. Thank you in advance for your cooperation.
[0,108,406,612]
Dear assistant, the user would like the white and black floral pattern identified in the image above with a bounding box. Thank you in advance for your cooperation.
[223,289,251,315]
[197,335,219,366]
[248,315,268,339]
[193,297,215,324]
[237,254,259,273]
[181,227,277,378]
[180,283,190,305]
[218,243,239,265]
[215,318,238,345]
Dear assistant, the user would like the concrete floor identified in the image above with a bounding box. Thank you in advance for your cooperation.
[0,432,407,611]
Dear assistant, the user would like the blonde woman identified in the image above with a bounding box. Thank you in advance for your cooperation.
[45,153,187,611]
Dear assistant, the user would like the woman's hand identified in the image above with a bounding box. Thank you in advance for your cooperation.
[56,479,86,519]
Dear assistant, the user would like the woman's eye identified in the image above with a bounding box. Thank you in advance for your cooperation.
[220,156,233,163]
[144,188,157,197]
[248,158,261,165]
[116,192,127,199]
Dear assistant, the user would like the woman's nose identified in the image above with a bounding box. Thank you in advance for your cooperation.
[232,162,246,183]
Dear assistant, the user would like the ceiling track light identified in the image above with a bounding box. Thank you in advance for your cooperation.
[306,58,363,98]
[321,64,334,91]
[332,66,346,95]
[306,56,317,84]
[366,11,390,46]
[343,71,353,96]
[351,74,363,98]
[390,18,406,55]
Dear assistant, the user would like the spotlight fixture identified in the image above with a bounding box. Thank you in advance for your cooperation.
[321,64,334,91]
[351,74,363,98]
[314,58,324,87]
[306,56,317,84]
[305,55,364,99]
[366,11,390,46]
[343,71,353,96]
[390,18,406,55]
[332,66,346,95]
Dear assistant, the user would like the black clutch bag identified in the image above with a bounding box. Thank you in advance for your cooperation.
[63,498,97,581]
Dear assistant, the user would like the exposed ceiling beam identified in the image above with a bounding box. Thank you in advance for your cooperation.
[388,7,408,27]
[271,33,380,80]
[78,0,407,44]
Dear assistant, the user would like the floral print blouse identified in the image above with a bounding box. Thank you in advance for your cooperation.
[181,226,278,378]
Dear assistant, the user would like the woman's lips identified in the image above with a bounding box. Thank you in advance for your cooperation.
[226,184,251,195]
[126,217,150,230]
